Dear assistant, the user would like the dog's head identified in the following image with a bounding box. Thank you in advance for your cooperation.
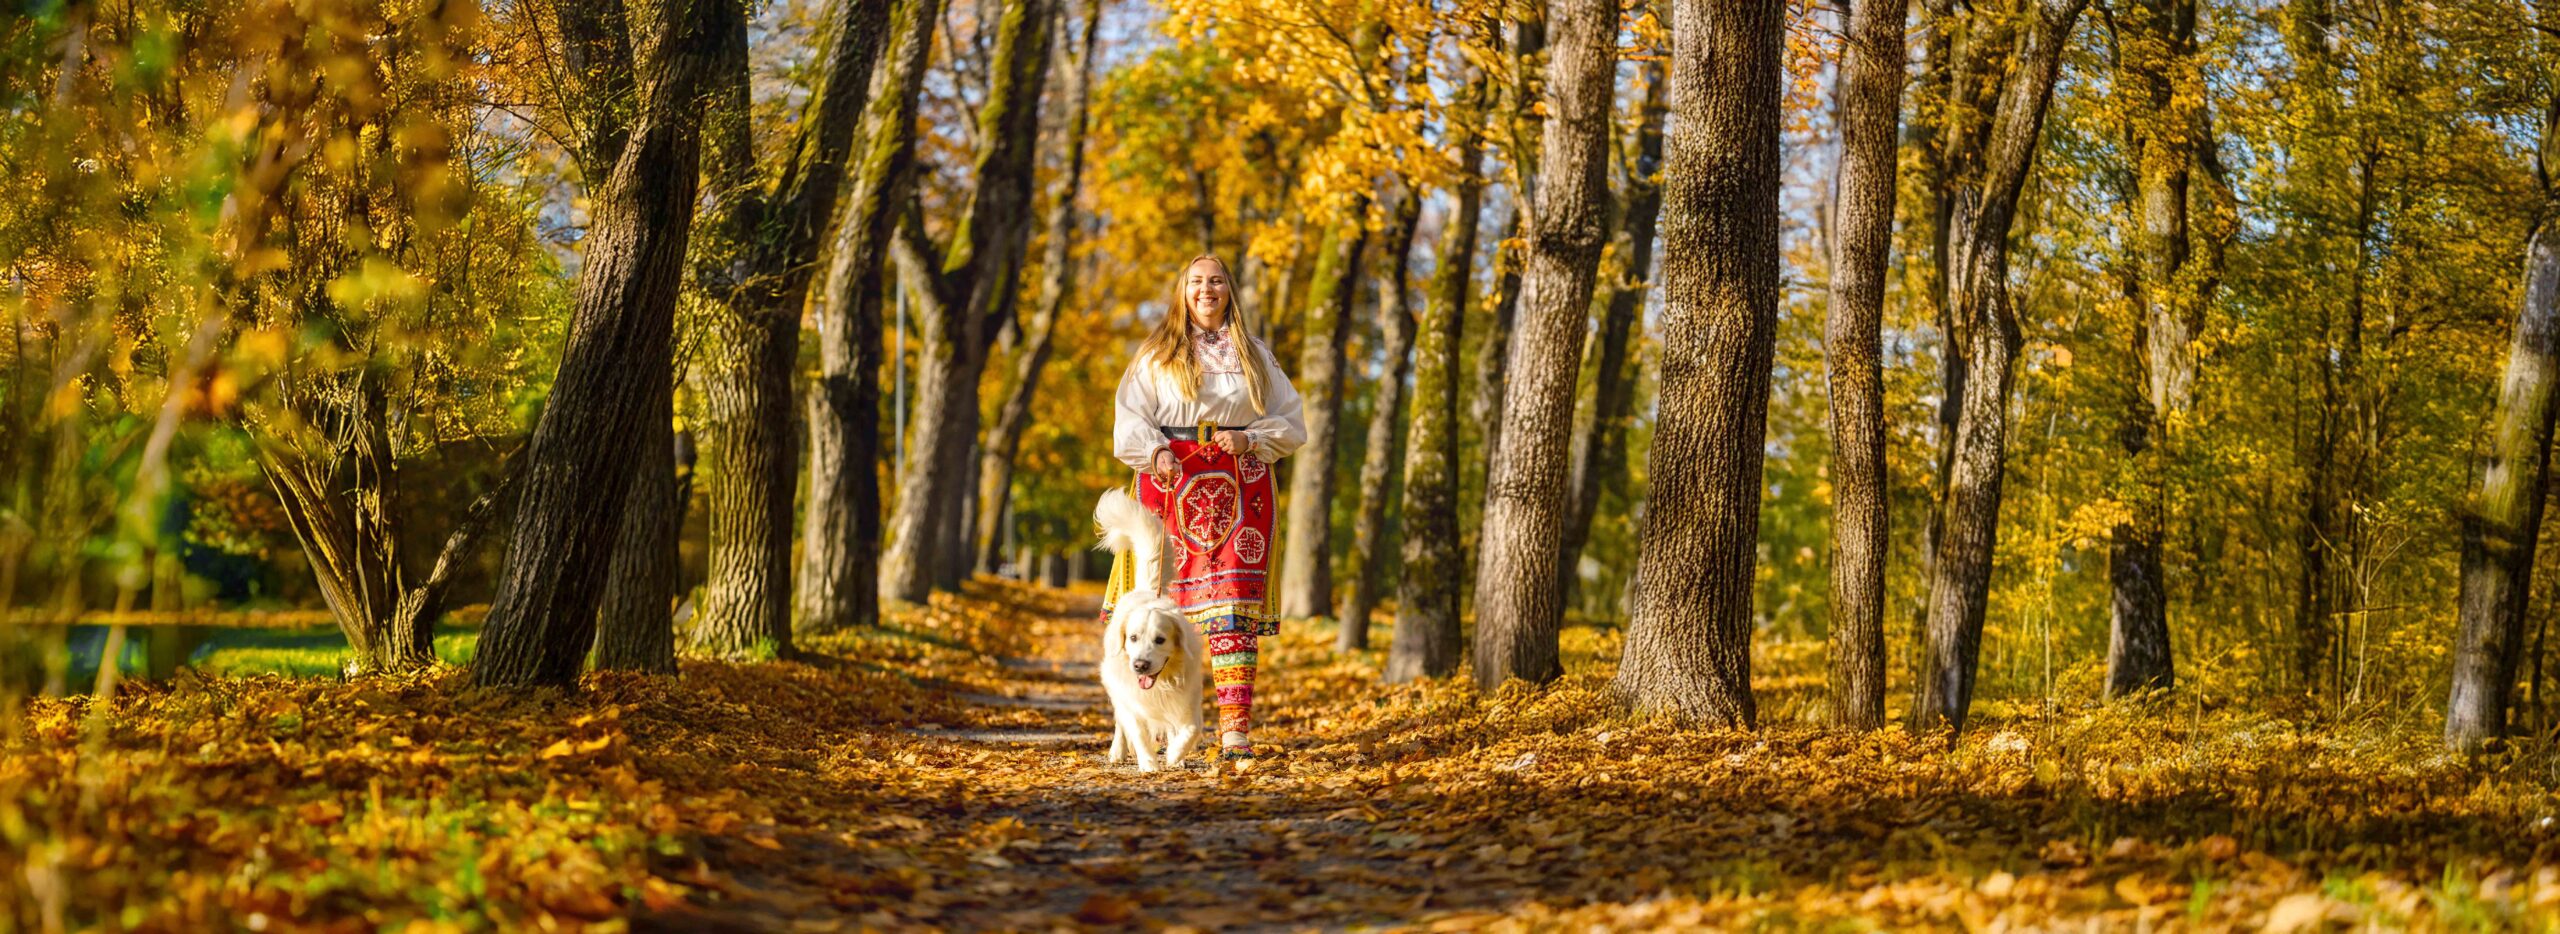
[1120,606,1189,691]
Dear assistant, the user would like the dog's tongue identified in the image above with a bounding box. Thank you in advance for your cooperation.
[1137,673,1158,691]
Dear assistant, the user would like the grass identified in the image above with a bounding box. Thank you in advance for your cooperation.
[63,623,480,683]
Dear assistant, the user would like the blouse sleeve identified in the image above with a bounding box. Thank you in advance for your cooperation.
[1114,356,1169,471]
[1244,341,1308,462]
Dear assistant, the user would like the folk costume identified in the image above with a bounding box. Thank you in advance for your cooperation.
[1104,325,1307,762]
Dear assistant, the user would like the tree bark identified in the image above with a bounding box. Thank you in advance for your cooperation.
[259,370,411,674]
[2446,100,2560,752]
[877,0,1057,605]
[1821,0,1908,730]
[1910,0,2087,732]
[1277,217,1369,619]
[1338,185,1423,649]
[799,0,941,634]
[688,0,893,657]
[1388,68,1490,685]
[595,417,691,672]
[977,0,1100,575]
[1469,211,1525,523]
[1467,13,1547,523]
[1470,0,1617,692]
[473,0,731,689]
[1613,0,1781,727]
[1559,56,1667,611]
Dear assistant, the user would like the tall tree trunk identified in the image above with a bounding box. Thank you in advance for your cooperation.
[1821,0,1907,730]
[977,0,1100,575]
[800,0,941,634]
[1614,0,1781,726]
[2446,99,2560,752]
[1470,212,1525,494]
[473,0,731,689]
[1559,55,1667,610]
[690,0,893,656]
[1338,185,1423,649]
[935,440,979,589]
[2105,0,2225,699]
[1910,0,2087,732]
[1277,217,1369,619]
[877,0,1057,605]
[1467,12,1548,527]
[1389,67,1490,685]
[1470,0,1618,692]
[596,417,691,672]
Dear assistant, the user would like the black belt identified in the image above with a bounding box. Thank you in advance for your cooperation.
[1159,425,1247,440]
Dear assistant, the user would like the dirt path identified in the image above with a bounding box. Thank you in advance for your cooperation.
[641,588,1426,932]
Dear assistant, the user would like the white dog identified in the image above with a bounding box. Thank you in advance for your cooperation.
[1094,488,1205,772]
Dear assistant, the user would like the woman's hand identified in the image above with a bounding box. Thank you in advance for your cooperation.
[1212,429,1251,456]
[1152,448,1182,485]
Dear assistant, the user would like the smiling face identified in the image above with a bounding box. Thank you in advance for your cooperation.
[1122,610,1184,690]
[1182,257,1231,331]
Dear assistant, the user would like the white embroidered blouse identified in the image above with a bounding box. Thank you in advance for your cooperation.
[1112,329,1310,470]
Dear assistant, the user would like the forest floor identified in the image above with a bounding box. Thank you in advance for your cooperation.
[10,579,2560,931]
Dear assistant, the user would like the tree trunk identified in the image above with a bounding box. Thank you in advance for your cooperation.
[260,370,412,674]
[1821,0,1907,730]
[1277,217,1369,620]
[800,0,940,634]
[935,441,979,589]
[1470,0,1618,692]
[1559,56,1667,611]
[1338,186,1423,649]
[1613,0,1780,726]
[473,0,730,689]
[2446,104,2560,752]
[2104,0,2224,699]
[977,0,1098,574]
[596,418,691,672]
[1471,212,1525,505]
[1910,0,2087,732]
[877,0,1057,605]
[1468,12,1546,528]
[689,0,892,657]
[1388,72,1489,685]
[693,299,803,656]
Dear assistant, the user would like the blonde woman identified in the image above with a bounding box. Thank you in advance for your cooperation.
[1106,254,1308,767]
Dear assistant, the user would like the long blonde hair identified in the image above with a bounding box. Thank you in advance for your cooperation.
[1136,254,1269,413]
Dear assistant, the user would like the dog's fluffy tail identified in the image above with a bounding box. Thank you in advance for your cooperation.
[1094,488,1171,593]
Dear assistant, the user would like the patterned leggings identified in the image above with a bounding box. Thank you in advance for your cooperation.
[1207,631,1258,755]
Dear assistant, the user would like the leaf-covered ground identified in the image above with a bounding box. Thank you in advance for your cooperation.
[9,580,2560,931]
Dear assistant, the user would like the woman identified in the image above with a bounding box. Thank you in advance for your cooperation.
[1107,254,1307,768]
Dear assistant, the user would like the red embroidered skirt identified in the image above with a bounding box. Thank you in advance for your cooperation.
[1106,440,1280,636]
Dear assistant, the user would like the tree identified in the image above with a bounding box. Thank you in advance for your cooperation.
[1470,0,1618,691]
[596,426,693,672]
[877,0,1058,605]
[1277,216,1369,619]
[1559,51,1667,613]
[1338,183,1422,648]
[473,0,736,689]
[557,0,680,675]
[686,0,893,657]
[1911,0,2091,731]
[979,0,1104,577]
[2446,92,2560,751]
[2102,0,2232,698]
[799,0,943,634]
[1821,0,1908,729]
[1466,13,1547,536]
[1389,62,1493,684]
[1613,0,1781,726]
